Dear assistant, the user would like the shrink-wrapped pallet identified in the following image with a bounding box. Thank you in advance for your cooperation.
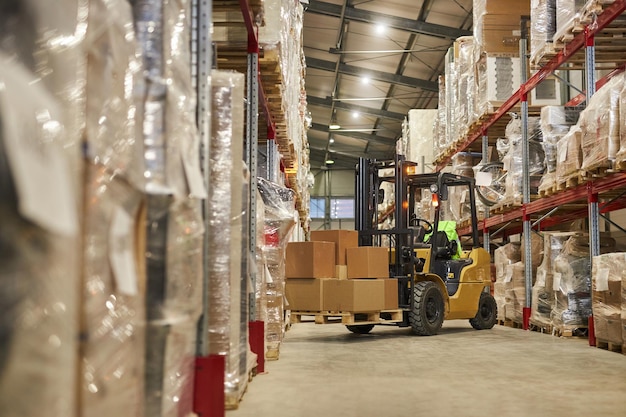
[440,50,457,157]
[206,70,248,406]
[530,0,557,63]
[80,2,148,415]
[538,106,580,194]
[616,75,626,166]
[592,253,624,345]
[448,153,477,223]
[407,109,437,171]
[494,243,522,321]
[555,125,583,184]
[82,165,146,417]
[580,74,622,171]
[551,235,615,329]
[455,37,477,135]
[255,190,268,354]
[133,1,206,416]
[554,0,587,43]
[504,262,527,323]
[473,0,530,56]
[0,57,80,417]
[623,267,626,347]
[500,117,545,200]
[531,232,578,327]
[475,55,521,116]
[258,177,296,359]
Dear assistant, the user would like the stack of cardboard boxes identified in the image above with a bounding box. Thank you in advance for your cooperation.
[285,230,398,314]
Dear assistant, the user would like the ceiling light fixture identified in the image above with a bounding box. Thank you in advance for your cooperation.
[329,137,335,144]
[376,24,385,35]
[329,121,341,130]
[361,76,370,85]
[352,111,359,119]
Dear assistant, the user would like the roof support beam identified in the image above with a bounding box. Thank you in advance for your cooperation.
[306,57,438,91]
[310,122,397,146]
[307,95,406,120]
[307,0,471,40]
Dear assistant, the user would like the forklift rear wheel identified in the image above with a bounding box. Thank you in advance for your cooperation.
[469,292,498,330]
[346,324,375,334]
[409,281,444,336]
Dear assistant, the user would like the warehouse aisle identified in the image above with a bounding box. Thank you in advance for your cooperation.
[229,320,626,417]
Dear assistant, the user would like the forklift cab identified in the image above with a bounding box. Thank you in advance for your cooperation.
[355,156,496,336]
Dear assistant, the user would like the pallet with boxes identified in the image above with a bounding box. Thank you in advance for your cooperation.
[284,230,401,325]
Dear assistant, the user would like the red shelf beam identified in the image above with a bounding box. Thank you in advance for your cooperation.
[436,0,626,171]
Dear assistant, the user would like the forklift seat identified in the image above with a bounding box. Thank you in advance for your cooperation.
[429,231,458,259]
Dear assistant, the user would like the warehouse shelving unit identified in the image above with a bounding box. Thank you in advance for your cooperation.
[437,0,626,332]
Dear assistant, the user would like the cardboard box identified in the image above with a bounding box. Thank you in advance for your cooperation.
[324,279,385,312]
[476,0,530,56]
[335,265,348,280]
[310,230,359,265]
[285,278,326,311]
[384,278,399,310]
[346,247,389,279]
[285,241,335,278]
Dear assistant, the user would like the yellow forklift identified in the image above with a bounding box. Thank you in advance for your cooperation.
[352,156,496,335]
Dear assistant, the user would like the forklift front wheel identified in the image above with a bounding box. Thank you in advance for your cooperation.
[469,292,498,330]
[409,281,445,336]
[346,324,375,334]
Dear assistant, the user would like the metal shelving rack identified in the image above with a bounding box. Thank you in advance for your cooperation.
[439,0,626,331]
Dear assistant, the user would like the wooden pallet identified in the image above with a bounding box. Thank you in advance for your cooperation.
[595,339,626,355]
[538,184,556,198]
[529,321,553,334]
[498,319,523,329]
[291,309,404,326]
[582,163,612,179]
[555,172,584,192]
[552,325,588,338]
[224,366,257,410]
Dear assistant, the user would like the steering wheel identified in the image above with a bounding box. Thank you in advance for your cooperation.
[409,217,433,233]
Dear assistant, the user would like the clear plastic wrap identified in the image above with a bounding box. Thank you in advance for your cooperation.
[455,37,476,136]
[436,75,447,156]
[500,117,545,200]
[133,0,204,198]
[407,109,437,171]
[85,0,145,189]
[257,177,297,358]
[551,235,615,329]
[530,232,577,327]
[440,50,457,158]
[555,125,583,183]
[580,74,623,170]
[448,153,477,223]
[82,164,145,417]
[0,56,79,417]
[592,253,625,344]
[530,0,557,63]
[555,0,587,43]
[494,243,522,321]
[205,70,246,403]
[504,261,527,322]
[615,75,626,165]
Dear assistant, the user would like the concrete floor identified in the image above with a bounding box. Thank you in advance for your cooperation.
[229,320,626,417]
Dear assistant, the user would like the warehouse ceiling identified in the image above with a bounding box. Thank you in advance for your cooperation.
[303,0,473,170]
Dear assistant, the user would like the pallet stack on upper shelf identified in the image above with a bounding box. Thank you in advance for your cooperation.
[213,0,311,230]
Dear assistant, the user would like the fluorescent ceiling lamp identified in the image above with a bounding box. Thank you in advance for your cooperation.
[325,158,335,165]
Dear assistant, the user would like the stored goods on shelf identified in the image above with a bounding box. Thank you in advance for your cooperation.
[494,243,522,321]
[0,57,80,417]
[504,261,527,323]
[257,177,297,358]
[551,235,615,329]
[617,74,626,166]
[555,126,583,185]
[476,55,522,114]
[579,74,622,170]
[473,0,530,56]
[133,1,207,415]
[591,253,625,345]
[538,106,581,195]
[530,0,557,64]
[531,232,579,328]
[406,109,438,172]
[554,0,588,44]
